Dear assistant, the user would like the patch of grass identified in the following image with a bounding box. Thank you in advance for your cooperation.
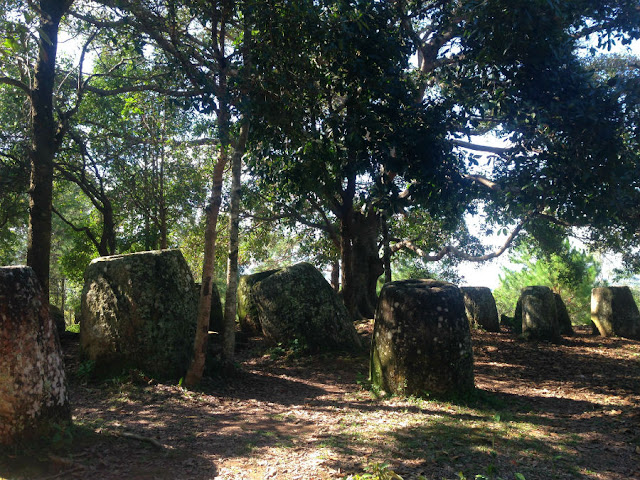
[265,338,310,360]
[76,359,95,383]
[344,462,407,480]
[65,323,81,334]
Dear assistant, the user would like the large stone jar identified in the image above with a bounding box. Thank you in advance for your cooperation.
[0,266,70,445]
[460,286,500,332]
[370,279,475,397]
[80,249,198,378]
[591,286,640,339]
[515,286,560,342]
[248,263,361,352]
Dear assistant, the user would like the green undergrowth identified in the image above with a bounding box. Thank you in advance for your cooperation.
[344,462,529,480]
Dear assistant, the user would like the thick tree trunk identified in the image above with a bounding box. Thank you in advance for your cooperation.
[101,197,117,255]
[341,209,384,319]
[27,0,69,300]
[222,122,249,365]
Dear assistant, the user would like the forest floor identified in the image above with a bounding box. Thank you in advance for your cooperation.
[2,322,640,480]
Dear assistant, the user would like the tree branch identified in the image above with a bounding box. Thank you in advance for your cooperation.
[68,10,131,28]
[0,76,31,97]
[84,84,201,97]
[392,217,528,262]
[452,139,512,155]
[461,174,502,191]
[52,206,101,252]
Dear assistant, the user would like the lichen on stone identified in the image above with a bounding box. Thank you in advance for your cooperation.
[370,279,475,398]
[0,266,70,445]
[80,250,198,378]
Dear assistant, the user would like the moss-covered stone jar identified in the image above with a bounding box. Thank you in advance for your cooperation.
[370,279,475,397]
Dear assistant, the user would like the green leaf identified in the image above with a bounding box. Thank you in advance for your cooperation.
[3,37,19,52]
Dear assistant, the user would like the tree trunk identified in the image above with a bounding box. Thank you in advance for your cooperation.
[27,0,69,300]
[159,135,168,249]
[184,149,228,387]
[222,122,249,365]
[382,214,392,284]
[101,197,117,255]
[331,258,340,292]
[341,209,384,319]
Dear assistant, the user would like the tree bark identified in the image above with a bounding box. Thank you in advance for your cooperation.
[330,258,340,292]
[222,122,249,365]
[27,0,71,300]
[341,208,384,319]
[382,214,392,284]
[350,210,384,319]
[184,150,227,387]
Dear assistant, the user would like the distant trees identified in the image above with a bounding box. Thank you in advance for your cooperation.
[493,235,601,325]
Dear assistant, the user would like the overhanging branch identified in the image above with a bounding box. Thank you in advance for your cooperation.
[85,84,201,97]
[52,206,101,252]
[0,76,31,97]
[452,139,512,155]
[392,217,528,262]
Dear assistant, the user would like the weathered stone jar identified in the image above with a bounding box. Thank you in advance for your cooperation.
[0,266,70,445]
[515,286,560,342]
[247,262,361,352]
[554,293,573,336]
[460,286,500,332]
[591,286,640,340]
[370,279,475,397]
[80,249,198,378]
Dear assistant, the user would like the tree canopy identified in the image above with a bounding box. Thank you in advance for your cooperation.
[1,0,640,379]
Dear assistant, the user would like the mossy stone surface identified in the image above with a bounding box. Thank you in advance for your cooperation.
[554,293,573,336]
[591,287,640,340]
[460,286,500,332]
[237,269,279,335]
[370,279,475,397]
[0,266,70,445]
[80,249,197,379]
[250,263,361,351]
[515,286,560,342]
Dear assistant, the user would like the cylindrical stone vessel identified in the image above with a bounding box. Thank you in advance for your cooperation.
[460,286,500,332]
[370,279,474,397]
[0,266,70,445]
[514,286,560,342]
[591,286,640,339]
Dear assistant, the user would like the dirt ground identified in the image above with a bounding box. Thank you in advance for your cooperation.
[2,322,640,480]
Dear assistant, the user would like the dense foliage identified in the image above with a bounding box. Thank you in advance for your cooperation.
[0,0,639,375]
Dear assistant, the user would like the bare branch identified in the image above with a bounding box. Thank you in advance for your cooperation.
[68,10,131,28]
[52,206,101,252]
[392,217,528,262]
[84,84,201,97]
[452,139,512,155]
[461,174,502,192]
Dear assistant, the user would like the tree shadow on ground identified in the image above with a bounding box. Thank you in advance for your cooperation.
[5,328,638,479]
